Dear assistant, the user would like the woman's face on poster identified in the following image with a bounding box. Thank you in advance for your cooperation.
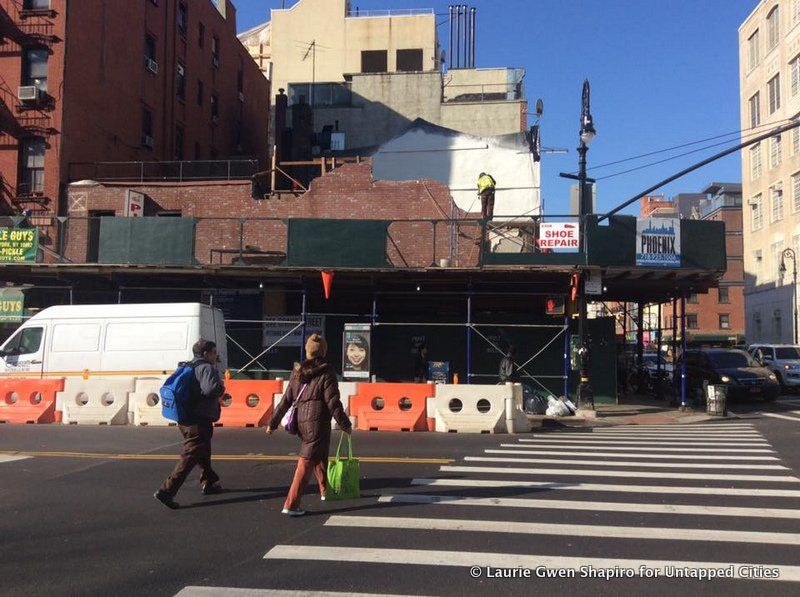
[346,342,367,368]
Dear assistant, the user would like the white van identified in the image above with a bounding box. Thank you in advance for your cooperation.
[0,303,227,377]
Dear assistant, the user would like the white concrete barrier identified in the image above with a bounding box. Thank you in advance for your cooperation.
[272,380,357,429]
[59,377,134,425]
[431,384,515,433]
[130,376,172,426]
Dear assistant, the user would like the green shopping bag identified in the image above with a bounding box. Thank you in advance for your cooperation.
[326,432,360,500]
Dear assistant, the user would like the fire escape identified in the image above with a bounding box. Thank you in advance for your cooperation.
[0,0,59,214]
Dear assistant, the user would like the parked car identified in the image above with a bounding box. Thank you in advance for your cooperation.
[748,344,800,392]
[678,348,779,402]
[642,353,673,382]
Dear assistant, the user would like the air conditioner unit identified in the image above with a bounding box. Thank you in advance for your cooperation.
[145,58,159,74]
[18,86,40,103]
[238,91,245,103]
[212,55,219,69]
[142,135,154,148]
[211,115,219,125]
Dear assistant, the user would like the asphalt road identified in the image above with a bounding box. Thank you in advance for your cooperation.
[1,395,799,597]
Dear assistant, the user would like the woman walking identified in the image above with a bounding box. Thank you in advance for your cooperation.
[266,334,352,516]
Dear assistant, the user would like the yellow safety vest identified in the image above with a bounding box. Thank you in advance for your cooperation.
[477,174,496,193]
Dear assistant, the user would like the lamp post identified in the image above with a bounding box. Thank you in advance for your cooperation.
[560,79,597,411]
[780,248,798,344]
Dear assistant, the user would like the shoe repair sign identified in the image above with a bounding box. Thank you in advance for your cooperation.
[636,218,681,267]
[537,222,579,250]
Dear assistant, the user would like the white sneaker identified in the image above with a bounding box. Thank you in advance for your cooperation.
[320,495,326,502]
[281,508,306,517]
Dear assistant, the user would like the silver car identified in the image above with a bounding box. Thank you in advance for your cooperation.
[749,344,800,391]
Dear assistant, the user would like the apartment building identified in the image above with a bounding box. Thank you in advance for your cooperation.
[239,0,527,152]
[739,0,800,343]
[0,0,269,228]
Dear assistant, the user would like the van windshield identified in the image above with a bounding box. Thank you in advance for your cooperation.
[775,347,800,359]
[708,351,758,369]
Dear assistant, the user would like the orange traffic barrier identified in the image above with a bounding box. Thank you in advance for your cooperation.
[350,383,435,432]
[215,379,283,428]
[0,378,65,424]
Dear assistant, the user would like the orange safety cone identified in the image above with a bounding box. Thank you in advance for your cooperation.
[321,270,334,300]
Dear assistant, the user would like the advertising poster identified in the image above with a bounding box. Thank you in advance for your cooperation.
[343,323,371,380]
[0,287,24,323]
[0,227,37,263]
[636,218,681,267]
[263,315,325,348]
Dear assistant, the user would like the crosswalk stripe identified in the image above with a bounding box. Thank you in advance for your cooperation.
[175,588,428,597]
[0,455,30,464]
[587,424,754,429]
[486,449,780,461]
[760,412,800,422]
[464,456,789,470]
[519,438,771,447]
[326,515,800,546]
[440,465,800,483]
[505,443,775,453]
[776,399,800,405]
[411,477,800,498]
[580,433,764,439]
[377,493,800,519]
[263,546,800,582]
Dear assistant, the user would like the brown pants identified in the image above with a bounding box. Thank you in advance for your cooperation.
[480,189,495,220]
[284,456,327,510]
[159,422,219,496]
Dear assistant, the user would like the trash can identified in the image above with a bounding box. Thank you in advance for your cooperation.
[706,384,727,416]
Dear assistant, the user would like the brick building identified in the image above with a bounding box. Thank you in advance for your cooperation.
[0,0,269,233]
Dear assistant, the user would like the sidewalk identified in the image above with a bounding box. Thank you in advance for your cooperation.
[528,393,722,429]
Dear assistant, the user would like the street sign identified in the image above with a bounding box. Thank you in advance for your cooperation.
[585,270,602,295]
[537,222,579,250]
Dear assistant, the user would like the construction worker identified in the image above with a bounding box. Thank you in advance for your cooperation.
[477,172,497,220]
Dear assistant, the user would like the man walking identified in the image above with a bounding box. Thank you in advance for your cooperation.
[477,172,497,220]
[154,339,226,509]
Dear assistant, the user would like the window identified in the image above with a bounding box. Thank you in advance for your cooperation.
[719,314,731,330]
[769,74,781,113]
[199,22,205,48]
[748,30,760,71]
[749,92,761,128]
[212,35,220,67]
[156,210,181,217]
[793,172,800,212]
[144,33,157,63]
[23,48,48,92]
[687,293,698,304]
[175,125,184,160]
[23,0,50,9]
[768,6,780,51]
[770,134,782,168]
[751,144,762,180]
[687,314,698,329]
[141,106,153,147]
[210,93,219,122]
[771,240,785,279]
[792,56,800,97]
[794,0,800,25]
[361,50,388,73]
[52,324,100,353]
[176,63,186,100]
[771,185,784,222]
[19,138,45,194]
[793,118,800,154]
[752,194,763,231]
[197,79,204,106]
[396,48,423,72]
[3,327,43,355]
[177,2,187,36]
[718,287,730,304]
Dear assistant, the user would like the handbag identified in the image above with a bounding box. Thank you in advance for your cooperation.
[326,432,360,500]
[280,383,307,435]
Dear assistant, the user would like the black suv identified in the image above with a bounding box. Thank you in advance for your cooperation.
[678,348,780,402]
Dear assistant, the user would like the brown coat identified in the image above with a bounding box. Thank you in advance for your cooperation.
[270,360,351,461]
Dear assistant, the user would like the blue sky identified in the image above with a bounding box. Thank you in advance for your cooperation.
[235,0,758,216]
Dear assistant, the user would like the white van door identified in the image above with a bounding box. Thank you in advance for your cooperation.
[0,325,46,376]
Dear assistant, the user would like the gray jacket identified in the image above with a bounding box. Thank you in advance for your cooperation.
[186,357,225,423]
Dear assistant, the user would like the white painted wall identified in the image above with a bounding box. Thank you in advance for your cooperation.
[370,123,540,217]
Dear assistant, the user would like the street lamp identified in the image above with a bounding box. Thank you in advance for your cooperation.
[560,79,597,411]
[780,248,798,344]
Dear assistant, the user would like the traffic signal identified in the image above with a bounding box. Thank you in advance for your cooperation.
[545,296,565,316]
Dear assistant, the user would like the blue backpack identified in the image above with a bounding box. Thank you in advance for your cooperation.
[160,364,197,422]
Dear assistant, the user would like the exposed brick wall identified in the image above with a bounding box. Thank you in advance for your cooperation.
[64,163,481,267]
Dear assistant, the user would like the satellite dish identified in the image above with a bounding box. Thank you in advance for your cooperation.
[535,98,544,118]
